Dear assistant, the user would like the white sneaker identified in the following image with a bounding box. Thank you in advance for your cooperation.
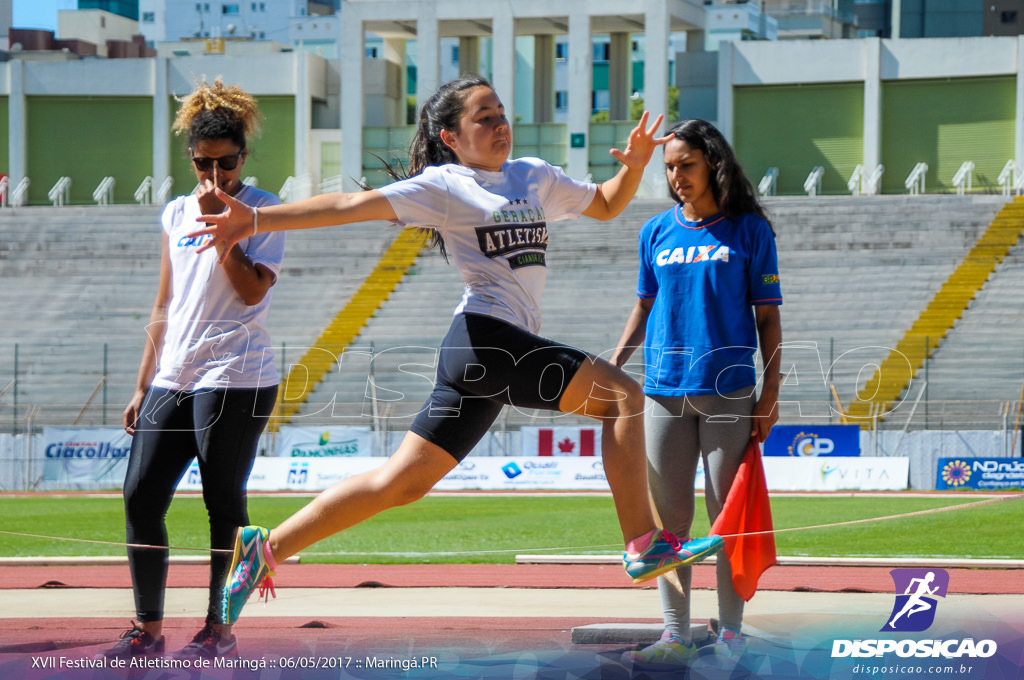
[622,630,698,666]
[708,628,747,667]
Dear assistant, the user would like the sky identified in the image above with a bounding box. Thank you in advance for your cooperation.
[12,0,78,32]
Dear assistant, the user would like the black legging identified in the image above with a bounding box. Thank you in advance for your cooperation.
[123,385,277,624]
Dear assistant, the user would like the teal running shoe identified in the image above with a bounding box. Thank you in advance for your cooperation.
[222,526,276,625]
[678,534,725,566]
[623,530,686,583]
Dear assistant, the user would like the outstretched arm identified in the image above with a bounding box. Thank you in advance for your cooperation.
[583,111,671,221]
[189,188,398,262]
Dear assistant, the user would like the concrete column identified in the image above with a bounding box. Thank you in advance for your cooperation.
[533,34,554,124]
[491,5,515,130]
[716,40,733,144]
[340,1,365,192]
[567,11,591,181]
[643,0,669,197]
[294,51,312,183]
[152,58,170,195]
[415,6,440,116]
[383,37,407,126]
[1017,35,1024,173]
[863,37,883,192]
[459,36,481,75]
[8,60,25,193]
[685,29,705,52]
[608,32,631,122]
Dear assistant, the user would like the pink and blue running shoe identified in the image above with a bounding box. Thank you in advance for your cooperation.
[623,531,725,583]
[222,526,276,625]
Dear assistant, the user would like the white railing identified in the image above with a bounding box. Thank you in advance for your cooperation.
[243,176,259,187]
[758,167,778,197]
[134,176,153,205]
[0,176,7,208]
[156,176,174,205]
[280,174,312,203]
[803,166,824,196]
[905,162,928,195]
[847,164,863,196]
[866,164,885,195]
[319,175,343,194]
[951,161,974,196]
[93,176,116,206]
[998,160,1017,197]
[48,177,72,207]
[12,177,30,207]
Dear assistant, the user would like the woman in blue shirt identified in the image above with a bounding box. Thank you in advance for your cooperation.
[612,118,782,667]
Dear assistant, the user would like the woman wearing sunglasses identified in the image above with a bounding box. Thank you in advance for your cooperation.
[97,79,285,663]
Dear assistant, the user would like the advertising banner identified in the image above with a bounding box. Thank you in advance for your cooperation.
[171,456,908,493]
[935,457,1024,490]
[520,426,601,456]
[274,426,375,457]
[435,457,609,490]
[40,427,131,487]
[763,457,908,491]
[764,424,861,457]
[176,457,385,492]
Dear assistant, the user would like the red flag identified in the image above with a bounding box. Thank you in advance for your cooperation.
[709,437,777,601]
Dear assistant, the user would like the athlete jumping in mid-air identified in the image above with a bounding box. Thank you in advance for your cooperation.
[889,571,939,628]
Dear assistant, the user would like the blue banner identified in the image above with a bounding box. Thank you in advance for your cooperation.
[764,424,861,457]
[936,457,1024,490]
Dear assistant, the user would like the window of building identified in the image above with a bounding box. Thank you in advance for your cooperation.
[555,42,568,61]
[452,45,459,62]
[223,3,240,14]
[366,46,378,58]
[142,11,155,22]
[1001,10,1018,23]
[555,91,568,110]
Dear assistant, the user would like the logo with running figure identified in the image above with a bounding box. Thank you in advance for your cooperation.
[881,569,950,632]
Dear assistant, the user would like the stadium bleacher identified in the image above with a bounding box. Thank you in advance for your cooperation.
[0,194,1020,433]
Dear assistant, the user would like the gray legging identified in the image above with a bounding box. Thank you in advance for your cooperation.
[644,388,755,641]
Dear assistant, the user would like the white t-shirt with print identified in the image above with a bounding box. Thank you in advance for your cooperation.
[377,158,596,334]
[152,184,286,391]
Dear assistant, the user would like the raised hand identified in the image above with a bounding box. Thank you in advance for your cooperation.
[609,111,672,170]
[188,187,254,262]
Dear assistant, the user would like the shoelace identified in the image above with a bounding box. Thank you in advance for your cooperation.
[662,530,682,552]
[258,574,276,606]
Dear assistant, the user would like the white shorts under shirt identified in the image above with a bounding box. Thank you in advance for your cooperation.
[377,158,596,334]
[152,184,286,391]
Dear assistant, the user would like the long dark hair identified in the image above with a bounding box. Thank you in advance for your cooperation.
[376,74,493,256]
[409,74,492,176]
[666,119,773,231]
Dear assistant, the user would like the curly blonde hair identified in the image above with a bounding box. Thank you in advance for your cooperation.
[172,78,262,149]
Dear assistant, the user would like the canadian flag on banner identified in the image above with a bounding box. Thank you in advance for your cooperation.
[523,426,599,456]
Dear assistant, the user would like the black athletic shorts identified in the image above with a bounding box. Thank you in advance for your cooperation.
[410,312,590,461]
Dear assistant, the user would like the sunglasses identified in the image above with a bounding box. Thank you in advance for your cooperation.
[190,150,245,172]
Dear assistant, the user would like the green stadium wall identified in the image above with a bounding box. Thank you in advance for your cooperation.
[26,96,152,205]
[733,83,864,196]
[880,77,1015,194]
